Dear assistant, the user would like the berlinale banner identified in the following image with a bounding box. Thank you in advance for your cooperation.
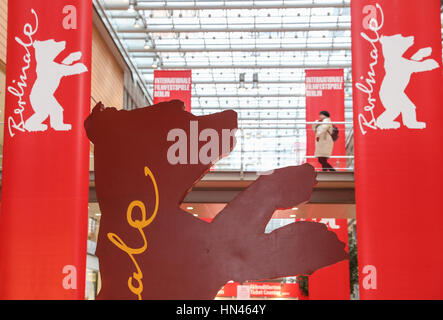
[153,70,192,112]
[351,0,443,299]
[0,0,92,299]
[305,69,346,171]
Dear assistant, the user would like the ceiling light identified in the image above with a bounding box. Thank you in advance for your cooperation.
[239,73,246,90]
[152,57,158,68]
[128,0,137,13]
[186,206,194,210]
[133,15,143,29]
[292,207,299,210]
[252,72,259,89]
[95,213,102,216]
[193,214,199,217]
[144,38,151,49]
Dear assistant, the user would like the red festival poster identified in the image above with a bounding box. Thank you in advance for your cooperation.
[308,219,350,300]
[153,70,192,112]
[351,0,443,299]
[305,69,346,171]
[0,1,92,299]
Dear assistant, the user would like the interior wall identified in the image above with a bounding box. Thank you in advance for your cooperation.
[90,23,125,169]
[91,25,124,110]
[0,0,7,65]
[0,0,7,168]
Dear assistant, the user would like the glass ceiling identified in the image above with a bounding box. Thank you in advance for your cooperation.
[98,0,355,172]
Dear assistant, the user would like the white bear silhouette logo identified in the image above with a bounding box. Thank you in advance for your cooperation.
[24,39,88,132]
[377,34,439,130]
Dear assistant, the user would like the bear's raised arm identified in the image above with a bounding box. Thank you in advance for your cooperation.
[410,59,440,73]
[410,47,432,61]
[59,63,88,77]
[62,52,83,65]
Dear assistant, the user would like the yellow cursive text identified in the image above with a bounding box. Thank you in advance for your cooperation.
[107,166,159,300]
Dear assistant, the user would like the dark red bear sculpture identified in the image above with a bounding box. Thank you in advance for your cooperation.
[84,100,348,300]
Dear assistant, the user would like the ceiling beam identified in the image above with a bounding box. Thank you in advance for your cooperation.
[139,63,352,70]
[129,44,352,53]
[191,105,353,110]
[117,24,351,34]
[145,80,353,85]
[110,13,349,20]
[202,117,350,121]
[234,126,352,130]
[122,33,349,39]
[104,1,351,11]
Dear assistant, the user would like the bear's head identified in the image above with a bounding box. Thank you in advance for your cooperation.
[380,34,414,58]
[85,100,238,205]
[33,39,66,62]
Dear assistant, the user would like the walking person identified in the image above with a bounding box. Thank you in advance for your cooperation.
[313,110,336,172]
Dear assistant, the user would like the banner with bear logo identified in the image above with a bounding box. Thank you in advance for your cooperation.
[351,0,443,299]
[0,0,92,299]
[305,69,346,172]
[153,70,192,112]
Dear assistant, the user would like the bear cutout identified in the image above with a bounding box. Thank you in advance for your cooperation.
[377,34,439,130]
[84,100,348,300]
[25,39,88,132]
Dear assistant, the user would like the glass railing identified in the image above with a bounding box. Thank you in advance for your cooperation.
[212,122,354,172]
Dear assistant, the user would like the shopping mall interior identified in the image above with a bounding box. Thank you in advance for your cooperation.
[1,0,442,301]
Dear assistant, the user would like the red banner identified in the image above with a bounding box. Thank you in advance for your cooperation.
[0,0,92,299]
[351,0,443,299]
[305,69,346,171]
[307,219,350,300]
[153,70,192,112]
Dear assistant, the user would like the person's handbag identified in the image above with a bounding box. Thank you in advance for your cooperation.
[330,125,339,142]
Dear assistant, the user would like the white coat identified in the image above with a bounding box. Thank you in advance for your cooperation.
[313,118,334,158]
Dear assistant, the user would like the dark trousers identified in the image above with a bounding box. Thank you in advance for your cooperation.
[317,157,336,172]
